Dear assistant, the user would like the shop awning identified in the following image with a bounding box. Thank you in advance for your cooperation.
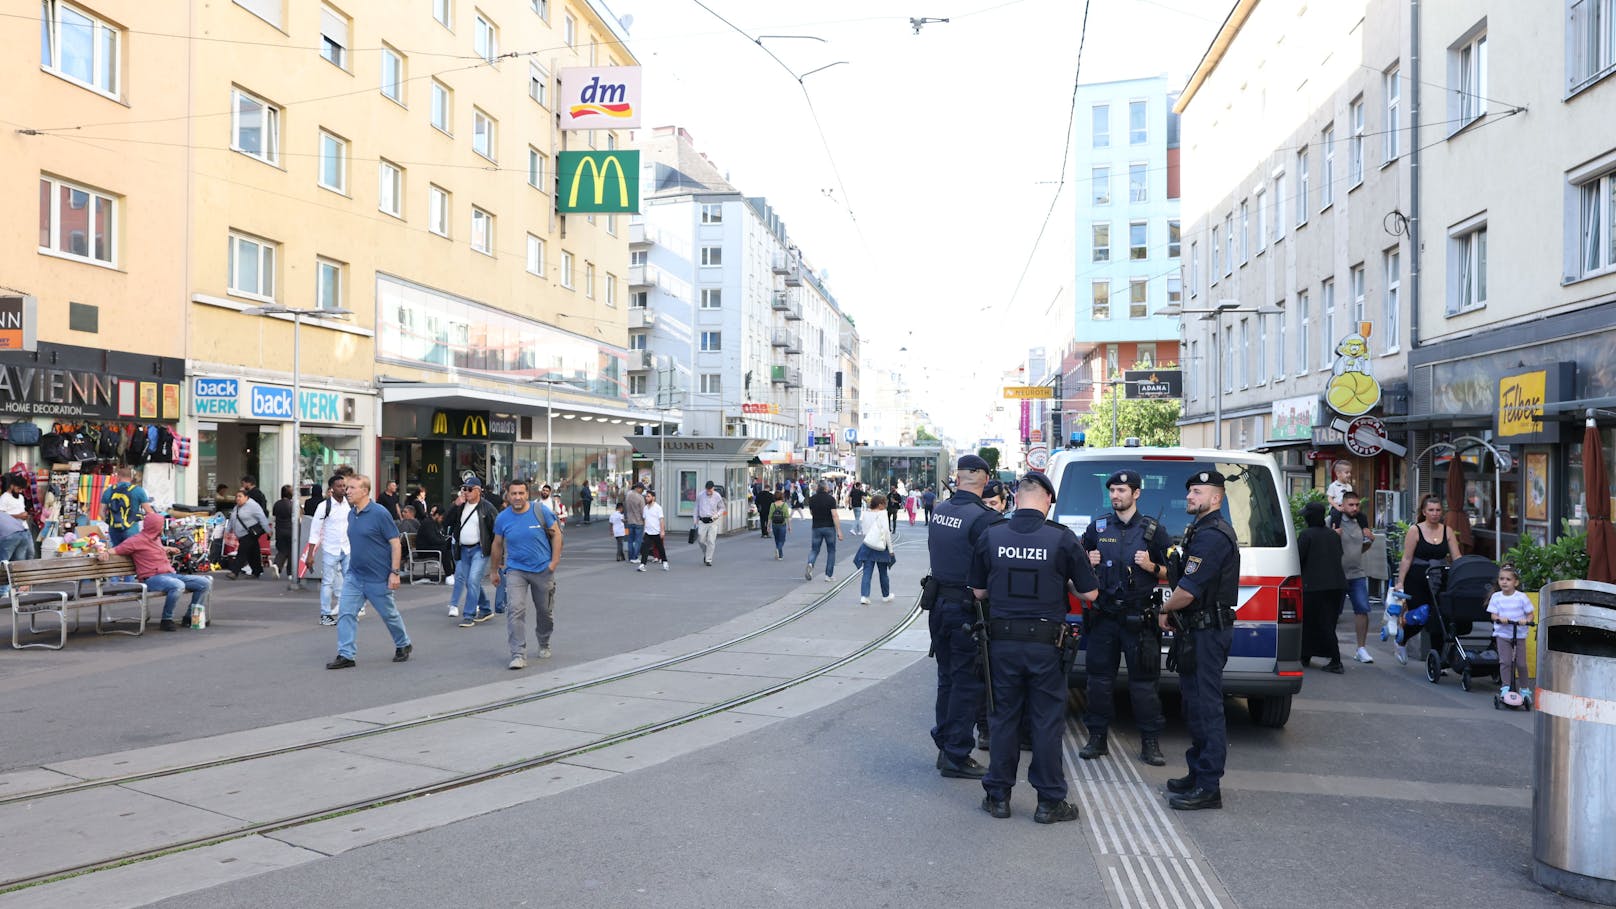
[1380,412,1492,430]
[378,379,675,427]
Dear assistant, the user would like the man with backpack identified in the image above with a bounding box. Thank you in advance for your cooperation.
[306,476,352,625]
[100,467,151,548]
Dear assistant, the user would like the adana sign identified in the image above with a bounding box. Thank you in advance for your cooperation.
[556,151,640,214]
[1123,369,1182,399]
[557,66,642,130]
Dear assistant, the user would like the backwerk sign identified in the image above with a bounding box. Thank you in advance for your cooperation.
[556,151,640,214]
[557,66,642,130]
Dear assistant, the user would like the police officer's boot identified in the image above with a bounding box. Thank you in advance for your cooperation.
[1079,731,1109,760]
[1138,738,1166,766]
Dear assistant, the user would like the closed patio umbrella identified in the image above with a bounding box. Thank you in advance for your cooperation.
[1444,451,1475,555]
[1585,418,1616,583]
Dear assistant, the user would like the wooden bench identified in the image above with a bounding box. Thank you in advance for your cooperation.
[5,555,149,650]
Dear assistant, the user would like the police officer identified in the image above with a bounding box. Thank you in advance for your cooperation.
[926,454,1003,780]
[973,479,1009,751]
[1156,470,1240,810]
[969,470,1099,822]
[1079,470,1171,766]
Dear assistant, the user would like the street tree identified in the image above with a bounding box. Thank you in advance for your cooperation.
[977,447,1001,472]
[1079,382,1182,448]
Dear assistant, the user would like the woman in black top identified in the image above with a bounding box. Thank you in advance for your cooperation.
[1297,501,1346,672]
[271,485,295,578]
[1392,495,1465,665]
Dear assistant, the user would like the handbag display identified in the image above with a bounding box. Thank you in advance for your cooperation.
[7,422,40,445]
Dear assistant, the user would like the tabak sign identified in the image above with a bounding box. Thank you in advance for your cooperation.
[1496,362,1575,445]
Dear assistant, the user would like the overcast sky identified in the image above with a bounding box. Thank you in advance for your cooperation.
[608,0,1230,441]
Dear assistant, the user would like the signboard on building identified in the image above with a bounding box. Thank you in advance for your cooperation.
[195,377,352,424]
[741,402,780,414]
[1123,369,1182,399]
[1496,363,1575,445]
[0,343,182,419]
[556,151,640,213]
[429,409,493,439]
[1324,322,1382,416]
[1270,394,1319,442]
[557,66,642,130]
[0,296,38,351]
[1003,385,1055,399]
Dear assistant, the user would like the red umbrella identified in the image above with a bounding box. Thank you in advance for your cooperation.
[1585,420,1616,583]
[1444,452,1475,555]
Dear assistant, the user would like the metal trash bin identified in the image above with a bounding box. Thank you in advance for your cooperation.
[1533,579,1616,905]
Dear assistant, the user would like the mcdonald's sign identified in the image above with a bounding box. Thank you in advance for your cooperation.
[429,409,492,438]
[557,151,640,214]
[462,414,489,437]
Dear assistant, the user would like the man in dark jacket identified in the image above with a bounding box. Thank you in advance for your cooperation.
[240,475,269,513]
[444,477,499,622]
[1298,500,1347,673]
[754,483,775,539]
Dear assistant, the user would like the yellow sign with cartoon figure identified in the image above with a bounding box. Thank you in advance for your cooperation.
[1325,321,1382,417]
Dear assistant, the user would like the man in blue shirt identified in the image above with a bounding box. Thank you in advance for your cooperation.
[326,474,413,669]
[491,478,564,671]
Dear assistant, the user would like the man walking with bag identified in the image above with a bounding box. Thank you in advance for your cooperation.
[695,481,726,566]
[491,479,563,670]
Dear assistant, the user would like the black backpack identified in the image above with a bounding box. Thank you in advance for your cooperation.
[41,432,71,463]
[97,424,123,459]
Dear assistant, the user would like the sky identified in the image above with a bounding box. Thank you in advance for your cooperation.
[606,0,1231,442]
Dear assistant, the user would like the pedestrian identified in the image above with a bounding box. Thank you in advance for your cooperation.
[397,502,421,535]
[905,487,919,525]
[578,482,594,524]
[539,483,568,527]
[1298,500,1347,673]
[695,480,726,566]
[1078,470,1173,766]
[487,487,514,620]
[1333,491,1377,663]
[272,484,295,578]
[1392,495,1463,665]
[240,475,268,513]
[926,454,1003,781]
[972,479,1013,751]
[447,477,499,624]
[754,483,776,540]
[376,480,403,521]
[413,485,430,518]
[971,470,1099,823]
[804,480,843,582]
[0,507,31,564]
[418,505,454,581]
[855,493,894,603]
[610,502,627,560]
[1325,459,1354,515]
[637,490,668,571]
[1156,470,1241,810]
[887,483,902,533]
[922,486,937,523]
[768,493,792,559]
[847,481,865,534]
[492,478,563,669]
[1487,565,1533,698]
[105,511,212,631]
[325,475,412,669]
[99,466,151,548]
[623,482,646,564]
[306,476,352,625]
[226,490,269,579]
[213,484,234,515]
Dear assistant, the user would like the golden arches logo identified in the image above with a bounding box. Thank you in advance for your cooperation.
[462,415,488,437]
[426,463,440,474]
[567,154,629,209]
[432,412,449,434]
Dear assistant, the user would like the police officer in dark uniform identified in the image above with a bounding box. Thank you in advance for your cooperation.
[973,479,1010,751]
[1157,470,1241,810]
[1079,470,1171,766]
[969,470,1098,822]
[925,454,1003,780]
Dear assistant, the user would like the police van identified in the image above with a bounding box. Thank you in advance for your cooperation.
[1046,444,1303,728]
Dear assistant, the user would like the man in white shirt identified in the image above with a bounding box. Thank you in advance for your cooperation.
[305,475,352,626]
[0,475,28,520]
[638,491,669,572]
[694,481,726,567]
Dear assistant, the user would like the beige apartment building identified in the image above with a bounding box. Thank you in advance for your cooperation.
[5,0,643,513]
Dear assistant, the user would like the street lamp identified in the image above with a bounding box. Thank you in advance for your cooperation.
[1155,300,1281,450]
[243,304,352,590]
[529,377,567,486]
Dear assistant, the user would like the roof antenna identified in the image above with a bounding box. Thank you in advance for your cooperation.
[910,16,950,34]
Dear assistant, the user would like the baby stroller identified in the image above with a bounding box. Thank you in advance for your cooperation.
[1423,555,1502,691]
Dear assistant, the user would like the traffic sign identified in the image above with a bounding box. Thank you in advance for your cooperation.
[1027,446,1049,469]
[1003,385,1055,399]
[844,427,857,443]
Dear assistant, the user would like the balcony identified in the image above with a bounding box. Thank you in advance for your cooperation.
[781,299,803,321]
[629,308,656,330]
[629,222,649,245]
[771,328,797,349]
[629,350,653,371]
[628,265,650,288]
[770,290,790,311]
[769,364,801,386]
[783,267,802,287]
[771,254,792,275]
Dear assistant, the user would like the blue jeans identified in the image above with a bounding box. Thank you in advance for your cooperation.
[453,547,490,614]
[1345,576,1371,615]
[808,527,837,578]
[319,549,349,617]
[860,559,890,598]
[146,573,212,621]
[772,524,788,557]
[626,524,644,562]
[109,526,135,548]
[336,579,410,659]
[0,529,31,562]
[494,572,508,613]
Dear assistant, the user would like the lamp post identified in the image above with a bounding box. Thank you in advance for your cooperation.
[243,305,352,590]
[1155,301,1281,450]
[529,378,565,486]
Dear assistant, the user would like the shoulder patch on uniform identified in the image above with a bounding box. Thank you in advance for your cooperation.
[1184,555,1203,574]
[1095,518,1107,533]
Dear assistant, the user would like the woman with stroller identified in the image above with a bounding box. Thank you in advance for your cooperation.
[1391,495,1464,665]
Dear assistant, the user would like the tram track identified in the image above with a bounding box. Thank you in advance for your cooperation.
[1,573,924,894]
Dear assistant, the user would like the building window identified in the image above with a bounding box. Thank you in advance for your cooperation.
[433,0,450,28]
[1129,220,1147,260]
[1223,213,1234,275]
[1107,344,1120,378]
[1321,126,1336,208]
[317,130,347,193]
[629,331,645,351]
[528,147,546,190]
[1187,340,1198,401]
[37,174,116,265]
[701,288,722,309]
[1238,202,1249,264]
[1091,281,1110,320]
[1210,226,1220,286]
[701,246,722,266]
[1295,147,1309,226]
[227,231,276,301]
[1091,222,1111,262]
[1167,276,1182,304]
[583,261,594,297]
[1168,219,1181,258]
[231,88,280,165]
[701,203,723,224]
[1256,314,1269,384]
[1237,318,1250,387]
[1575,166,1616,277]
[430,79,451,133]
[474,12,498,63]
[472,108,496,160]
[378,159,402,217]
[1350,263,1366,323]
[1129,279,1148,318]
[629,374,647,396]
[1129,99,1147,144]
[529,64,549,106]
[320,4,349,69]
[1223,325,1234,392]
[532,0,547,18]
[1137,343,1157,367]
[1092,166,1110,205]
[1276,307,1287,377]
[700,330,721,352]
[629,249,646,267]
[1320,278,1336,365]
[1189,241,1199,297]
[1383,248,1401,352]
[470,206,493,255]
[563,12,575,46]
[40,0,121,98]
[1349,96,1365,187]
[428,184,449,237]
[1449,220,1488,314]
[1255,190,1268,251]
[381,45,404,103]
[1273,170,1287,240]
[1296,289,1310,373]
[315,257,343,310]
[526,233,544,275]
[699,374,722,395]
[560,251,574,287]
[1092,104,1109,148]
[1454,30,1488,127]
[1571,0,1616,91]
[1129,163,1147,203]
[630,291,646,309]
[605,273,617,306]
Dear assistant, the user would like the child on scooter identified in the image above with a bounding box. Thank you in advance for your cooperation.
[1487,565,1534,697]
